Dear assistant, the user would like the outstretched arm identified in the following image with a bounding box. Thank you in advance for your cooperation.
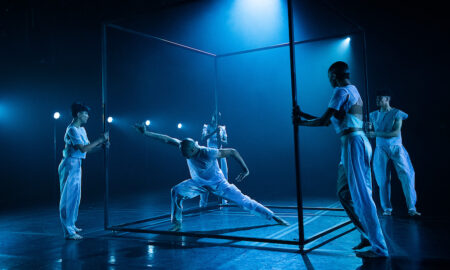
[218,148,249,182]
[89,140,111,153]
[75,132,109,153]
[134,123,181,147]
[294,108,336,127]
[292,105,319,122]
[367,119,402,138]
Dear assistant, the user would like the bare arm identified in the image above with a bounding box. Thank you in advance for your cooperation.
[218,148,249,182]
[299,111,319,120]
[75,132,109,153]
[134,123,181,147]
[90,140,111,153]
[295,108,336,127]
[292,105,319,123]
[368,119,402,138]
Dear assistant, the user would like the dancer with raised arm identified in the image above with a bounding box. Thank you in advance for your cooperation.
[134,123,288,232]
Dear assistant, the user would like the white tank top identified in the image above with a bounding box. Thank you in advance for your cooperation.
[328,85,364,134]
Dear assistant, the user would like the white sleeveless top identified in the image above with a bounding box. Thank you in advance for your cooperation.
[327,85,364,134]
[370,108,408,146]
[187,146,226,183]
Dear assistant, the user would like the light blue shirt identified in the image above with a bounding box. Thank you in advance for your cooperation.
[328,85,364,134]
[370,108,408,147]
[62,124,90,159]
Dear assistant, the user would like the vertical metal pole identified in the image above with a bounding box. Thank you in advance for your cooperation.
[213,57,222,207]
[361,30,377,195]
[214,57,221,148]
[214,57,218,118]
[53,120,57,185]
[361,31,370,121]
[102,23,110,229]
[287,0,305,252]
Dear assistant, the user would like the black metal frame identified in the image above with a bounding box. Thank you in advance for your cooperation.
[102,0,369,253]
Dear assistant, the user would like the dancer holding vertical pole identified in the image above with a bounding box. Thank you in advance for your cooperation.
[292,61,389,258]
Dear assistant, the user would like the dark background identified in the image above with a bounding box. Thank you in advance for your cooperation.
[0,0,448,217]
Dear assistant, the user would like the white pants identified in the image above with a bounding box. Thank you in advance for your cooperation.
[199,157,228,207]
[58,157,82,237]
[373,145,417,212]
[171,178,273,224]
[341,131,389,256]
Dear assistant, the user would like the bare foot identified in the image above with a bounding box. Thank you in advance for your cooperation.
[352,239,371,250]
[66,233,83,240]
[74,227,83,232]
[408,210,421,217]
[273,215,290,226]
[355,249,388,258]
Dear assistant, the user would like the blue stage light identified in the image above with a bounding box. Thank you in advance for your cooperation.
[145,120,151,126]
[177,123,182,129]
[107,116,113,123]
[53,112,61,120]
[230,0,283,45]
[337,37,352,54]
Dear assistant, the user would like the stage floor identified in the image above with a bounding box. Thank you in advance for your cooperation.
[0,195,449,269]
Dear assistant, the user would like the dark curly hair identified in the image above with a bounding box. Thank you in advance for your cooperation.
[328,61,350,80]
[71,102,91,118]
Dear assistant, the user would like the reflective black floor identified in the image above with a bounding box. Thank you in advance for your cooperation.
[1,195,449,269]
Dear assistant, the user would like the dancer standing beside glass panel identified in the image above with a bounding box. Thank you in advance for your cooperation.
[200,112,228,207]
[292,61,389,258]
[59,102,109,240]
[134,123,289,232]
[367,90,420,217]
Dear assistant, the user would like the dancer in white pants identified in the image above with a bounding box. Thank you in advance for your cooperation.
[59,102,109,240]
[293,61,389,258]
[200,113,228,207]
[367,91,420,216]
[134,123,289,232]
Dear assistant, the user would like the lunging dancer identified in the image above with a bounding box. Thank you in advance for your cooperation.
[292,61,389,258]
[134,123,289,232]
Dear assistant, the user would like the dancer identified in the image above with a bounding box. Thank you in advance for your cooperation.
[200,112,228,207]
[367,90,420,216]
[292,61,389,258]
[59,102,109,240]
[134,123,289,232]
